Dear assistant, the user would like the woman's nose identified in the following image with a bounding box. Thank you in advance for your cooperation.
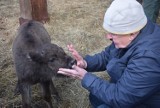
[106,33,113,39]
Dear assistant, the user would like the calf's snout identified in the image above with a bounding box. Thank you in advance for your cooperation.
[68,59,77,69]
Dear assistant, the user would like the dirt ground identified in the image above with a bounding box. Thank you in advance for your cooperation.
[0,0,111,108]
[0,0,160,108]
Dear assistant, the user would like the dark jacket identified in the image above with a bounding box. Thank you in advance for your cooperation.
[82,20,160,108]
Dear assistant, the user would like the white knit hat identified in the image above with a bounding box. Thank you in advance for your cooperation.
[103,0,147,34]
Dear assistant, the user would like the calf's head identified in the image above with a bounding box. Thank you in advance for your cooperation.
[29,43,76,72]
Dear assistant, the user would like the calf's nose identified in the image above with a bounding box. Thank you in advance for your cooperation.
[69,59,77,69]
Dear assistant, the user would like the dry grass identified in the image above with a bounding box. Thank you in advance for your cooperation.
[0,0,111,107]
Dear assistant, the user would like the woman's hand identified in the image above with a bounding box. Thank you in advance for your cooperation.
[58,65,87,80]
[67,44,87,69]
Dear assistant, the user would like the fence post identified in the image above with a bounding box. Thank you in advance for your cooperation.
[19,0,50,25]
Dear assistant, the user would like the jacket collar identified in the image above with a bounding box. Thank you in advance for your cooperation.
[123,19,155,50]
[117,19,155,57]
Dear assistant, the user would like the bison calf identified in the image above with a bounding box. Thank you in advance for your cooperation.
[12,21,75,108]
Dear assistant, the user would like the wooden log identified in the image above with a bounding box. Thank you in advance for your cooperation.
[19,0,49,25]
[30,0,50,23]
[19,0,32,25]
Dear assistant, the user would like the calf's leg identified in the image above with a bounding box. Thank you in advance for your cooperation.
[50,80,61,102]
[20,83,32,108]
[40,81,53,108]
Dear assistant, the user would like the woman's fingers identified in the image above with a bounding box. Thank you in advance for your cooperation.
[67,44,82,60]
[67,44,86,68]
[58,68,76,76]
[67,44,74,52]
[58,68,75,73]
[58,66,85,79]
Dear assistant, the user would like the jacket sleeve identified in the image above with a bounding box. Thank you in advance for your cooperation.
[82,50,160,108]
[84,44,114,72]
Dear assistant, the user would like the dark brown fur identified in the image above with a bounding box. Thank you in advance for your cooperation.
[12,20,75,108]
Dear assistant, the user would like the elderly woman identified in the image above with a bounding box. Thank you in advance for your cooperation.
[58,0,160,107]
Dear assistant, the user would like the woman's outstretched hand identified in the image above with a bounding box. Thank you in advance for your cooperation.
[67,44,87,69]
[58,65,87,80]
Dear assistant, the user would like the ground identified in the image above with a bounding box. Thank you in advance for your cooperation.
[0,0,111,108]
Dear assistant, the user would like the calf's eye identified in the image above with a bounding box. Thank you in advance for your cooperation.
[49,58,55,62]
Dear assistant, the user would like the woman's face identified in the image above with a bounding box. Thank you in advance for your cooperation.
[105,32,138,48]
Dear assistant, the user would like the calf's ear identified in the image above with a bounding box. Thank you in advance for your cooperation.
[29,51,45,63]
